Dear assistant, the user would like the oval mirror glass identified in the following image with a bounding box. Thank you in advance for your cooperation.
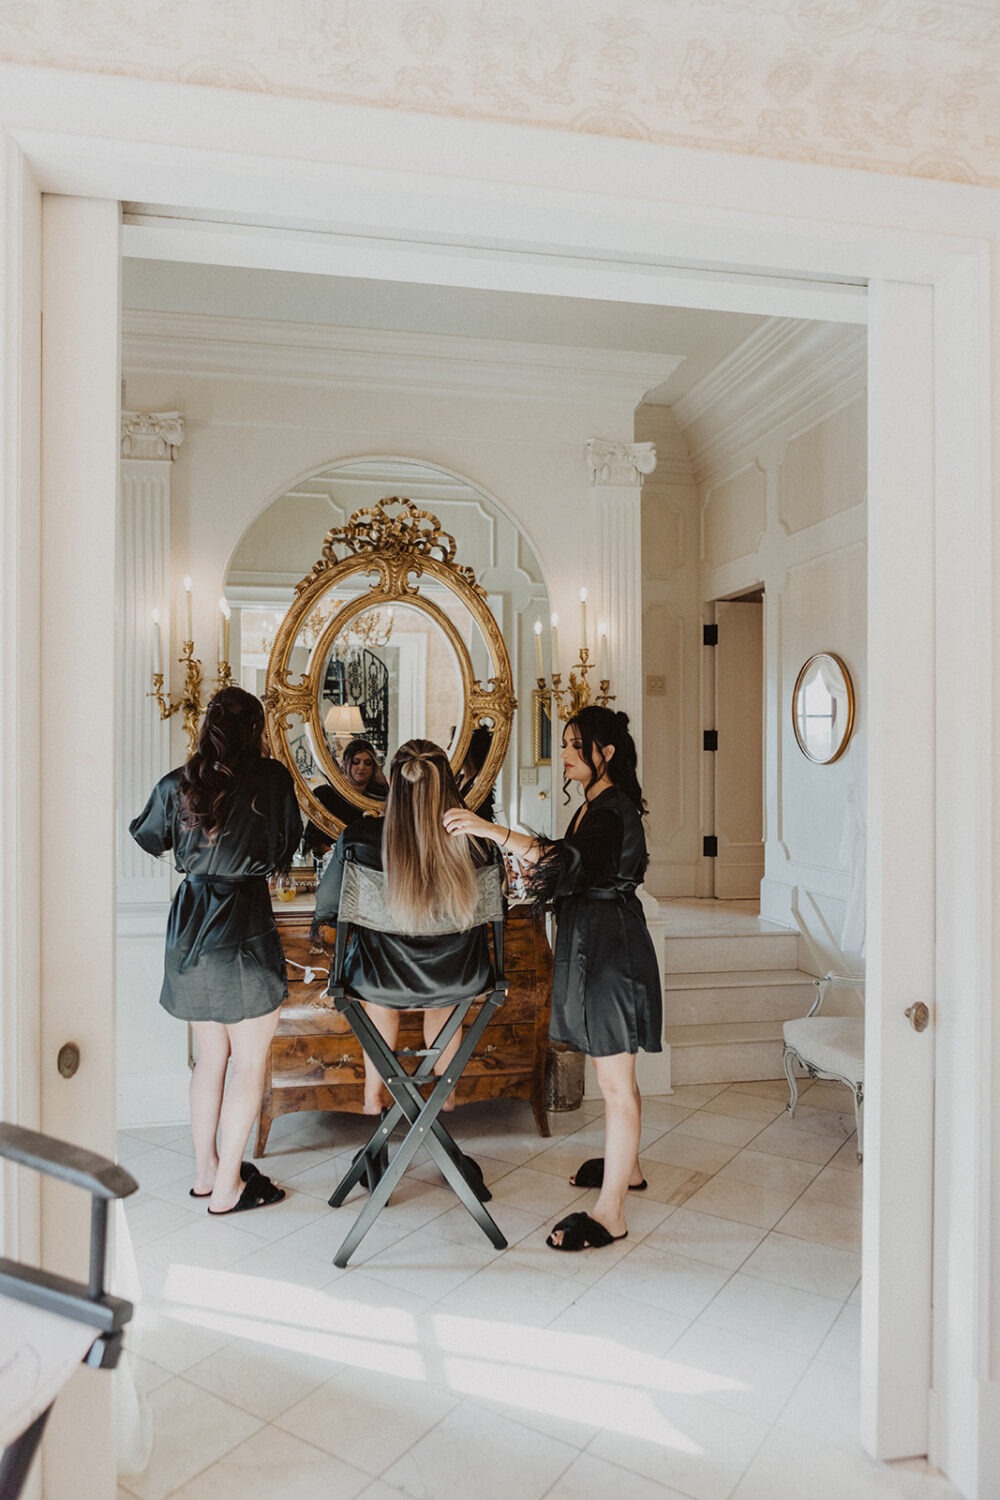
[792,652,856,765]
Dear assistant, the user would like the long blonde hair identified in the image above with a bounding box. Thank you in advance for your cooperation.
[383,739,478,930]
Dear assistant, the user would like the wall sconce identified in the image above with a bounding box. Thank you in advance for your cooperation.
[534,591,614,723]
[149,578,236,757]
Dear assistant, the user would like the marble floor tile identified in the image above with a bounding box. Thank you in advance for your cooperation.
[380,1401,578,1500]
[644,1206,767,1270]
[431,1255,583,1326]
[818,1301,862,1371]
[118,1376,260,1500]
[700,1090,787,1124]
[588,1393,770,1500]
[731,1426,962,1499]
[594,1242,733,1319]
[682,1175,803,1231]
[641,1130,741,1175]
[716,1147,821,1196]
[164,1424,370,1500]
[356,1225,497,1299]
[740,1229,861,1300]
[182,1335,339,1420]
[543,1451,693,1498]
[744,1115,847,1165]
[666,1320,811,1424]
[801,1162,865,1210]
[777,1355,862,1452]
[662,1083,730,1109]
[729,1079,813,1101]
[698,1272,843,1356]
[276,1366,459,1475]
[775,1197,863,1253]
[672,1111,767,1148]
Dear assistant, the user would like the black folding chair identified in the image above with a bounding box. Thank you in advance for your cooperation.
[326,855,508,1267]
[0,1123,138,1500]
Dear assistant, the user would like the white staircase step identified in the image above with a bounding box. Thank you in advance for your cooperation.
[664,931,799,973]
[665,1020,788,1085]
[664,969,816,1027]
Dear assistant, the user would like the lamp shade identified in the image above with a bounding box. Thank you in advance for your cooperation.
[324,704,365,736]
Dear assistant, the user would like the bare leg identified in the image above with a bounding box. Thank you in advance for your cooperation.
[189,1021,230,1195]
[208,1008,283,1213]
[362,1003,401,1113]
[425,1007,460,1111]
[549,1051,639,1244]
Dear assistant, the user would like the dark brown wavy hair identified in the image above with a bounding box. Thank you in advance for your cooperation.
[179,686,266,841]
[564,705,647,815]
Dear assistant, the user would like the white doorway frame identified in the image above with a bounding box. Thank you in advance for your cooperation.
[0,66,995,1498]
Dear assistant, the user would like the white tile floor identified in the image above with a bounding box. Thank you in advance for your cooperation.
[116,1081,960,1500]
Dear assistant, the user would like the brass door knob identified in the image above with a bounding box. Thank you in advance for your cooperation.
[57,1042,81,1078]
[905,1002,930,1033]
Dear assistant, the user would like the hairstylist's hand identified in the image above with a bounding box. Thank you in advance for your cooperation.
[443,808,497,842]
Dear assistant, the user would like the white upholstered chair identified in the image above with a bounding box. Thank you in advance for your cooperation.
[782,973,865,1163]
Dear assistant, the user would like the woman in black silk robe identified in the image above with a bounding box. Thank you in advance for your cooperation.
[444,705,661,1253]
[130,688,302,1215]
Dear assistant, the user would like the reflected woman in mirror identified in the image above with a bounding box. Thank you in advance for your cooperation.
[456,724,496,823]
[314,739,495,1197]
[303,737,388,856]
[130,687,303,1215]
[444,705,662,1252]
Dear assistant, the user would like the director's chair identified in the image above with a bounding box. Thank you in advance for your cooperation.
[0,1123,138,1500]
[325,854,508,1267]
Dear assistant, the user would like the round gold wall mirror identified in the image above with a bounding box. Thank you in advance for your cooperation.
[792,652,856,764]
[264,496,516,841]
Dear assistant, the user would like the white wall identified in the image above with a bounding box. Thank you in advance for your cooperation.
[654,318,868,977]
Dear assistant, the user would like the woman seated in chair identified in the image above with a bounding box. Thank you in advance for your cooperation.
[314,738,496,1132]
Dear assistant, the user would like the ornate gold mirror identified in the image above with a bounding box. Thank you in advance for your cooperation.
[263,496,516,840]
[792,651,856,765]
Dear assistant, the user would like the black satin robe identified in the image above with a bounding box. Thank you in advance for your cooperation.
[542,786,663,1057]
[130,759,303,1023]
[314,819,494,1009]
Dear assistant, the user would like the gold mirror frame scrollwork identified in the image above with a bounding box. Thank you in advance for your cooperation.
[263,496,516,841]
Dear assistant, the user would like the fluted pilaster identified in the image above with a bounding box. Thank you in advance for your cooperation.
[588,439,656,760]
[118,412,183,903]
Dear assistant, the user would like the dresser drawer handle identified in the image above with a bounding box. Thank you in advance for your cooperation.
[482,1043,497,1054]
[306,1052,357,1068]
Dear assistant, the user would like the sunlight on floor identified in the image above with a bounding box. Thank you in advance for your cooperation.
[159,1260,746,1451]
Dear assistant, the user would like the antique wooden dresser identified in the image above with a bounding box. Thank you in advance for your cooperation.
[255,898,553,1155]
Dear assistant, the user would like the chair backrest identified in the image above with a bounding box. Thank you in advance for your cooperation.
[337,857,505,935]
[331,853,506,991]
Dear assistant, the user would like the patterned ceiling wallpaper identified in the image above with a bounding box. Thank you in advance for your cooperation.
[1,0,998,188]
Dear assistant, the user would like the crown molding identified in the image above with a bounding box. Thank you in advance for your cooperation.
[121,309,683,407]
[674,318,866,482]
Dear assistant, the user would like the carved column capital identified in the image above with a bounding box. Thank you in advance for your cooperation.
[121,410,185,460]
[586,439,657,487]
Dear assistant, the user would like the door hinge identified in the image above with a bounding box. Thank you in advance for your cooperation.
[703,624,718,646]
[703,729,718,752]
[703,835,718,858]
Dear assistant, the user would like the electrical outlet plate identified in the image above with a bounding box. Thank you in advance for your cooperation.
[519,766,538,786]
[647,674,666,696]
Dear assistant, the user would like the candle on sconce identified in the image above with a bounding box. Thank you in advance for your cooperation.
[579,588,588,651]
[550,612,560,678]
[533,618,544,678]
[217,598,230,667]
[151,608,162,675]
[597,623,608,682]
[183,575,194,643]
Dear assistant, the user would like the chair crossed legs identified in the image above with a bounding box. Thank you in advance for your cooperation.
[325,856,509,1267]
